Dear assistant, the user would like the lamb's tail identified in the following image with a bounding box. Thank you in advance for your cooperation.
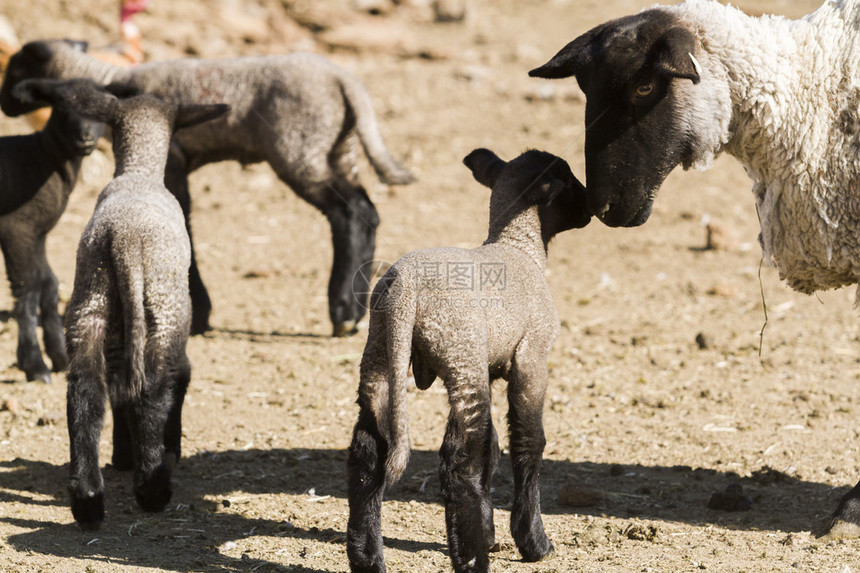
[372,270,416,485]
[115,246,147,399]
[338,72,416,186]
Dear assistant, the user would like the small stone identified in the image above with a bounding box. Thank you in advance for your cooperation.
[1,397,20,413]
[705,221,737,251]
[695,332,711,350]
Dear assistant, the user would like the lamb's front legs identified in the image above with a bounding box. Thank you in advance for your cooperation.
[440,379,496,573]
[507,357,553,562]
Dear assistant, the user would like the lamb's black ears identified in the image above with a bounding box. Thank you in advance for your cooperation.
[104,82,143,99]
[651,27,701,84]
[528,27,598,79]
[11,78,61,106]
[174,103,231,131]
[463,148,506,189]
[21,41,53,63]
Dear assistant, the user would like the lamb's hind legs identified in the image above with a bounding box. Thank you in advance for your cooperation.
[325,184,379,337]
[66,368,107,529]
[440,379,495,573]
[507,357,553,562]
[128,373,173,513]
[347,354,389,572]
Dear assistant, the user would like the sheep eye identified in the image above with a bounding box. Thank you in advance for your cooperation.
[633,83,654,98]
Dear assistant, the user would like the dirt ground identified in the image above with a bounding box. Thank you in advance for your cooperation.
[1,0,860,571]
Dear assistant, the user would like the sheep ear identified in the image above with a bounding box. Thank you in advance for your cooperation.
[652,27,700,84]
[463,148,506,189]
[21,41,53,63]
[174,103,231,131]
[11,78,60,106]
[528,28,596,79]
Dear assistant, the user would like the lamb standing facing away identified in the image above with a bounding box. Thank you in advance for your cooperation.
[347,149,591,573]
[528,0,860,535]
[0,39,415,337]
[0,80,102,383]
[19,78,230,529]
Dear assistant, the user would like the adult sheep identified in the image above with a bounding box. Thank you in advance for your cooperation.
[529,0,860,536]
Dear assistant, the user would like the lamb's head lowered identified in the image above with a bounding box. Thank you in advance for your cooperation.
[530,9,730,227]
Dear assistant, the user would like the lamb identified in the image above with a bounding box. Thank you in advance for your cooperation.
[528,0,860,537]
[346,148,591,573]
[17,77,229,529]
[0,81,103,383]
[0,39,415,337]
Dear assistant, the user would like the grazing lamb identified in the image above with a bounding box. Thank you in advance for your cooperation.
[528,0,860,536]
[347,148,591,573]
[0,80,102,383]
[19,78,229,529]
[0,39,415,337]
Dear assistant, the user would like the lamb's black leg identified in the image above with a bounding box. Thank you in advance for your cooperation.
[14,284,50,382]
[165,147,211,335]
[825,479,860,538]
[347,384,388,572]
[506,358,553,562]
[163,353,191,472]
[36,245,67,372]
[128,371,173,513]
[440,380,494,573]
[67,368,107,529]
[324,184,379,337]
[2,235,51,382]
[109,401,134,471]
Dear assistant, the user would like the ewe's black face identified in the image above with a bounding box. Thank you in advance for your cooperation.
[530,10,702,227]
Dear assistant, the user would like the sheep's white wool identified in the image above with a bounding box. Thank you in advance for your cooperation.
[664,0,860,300]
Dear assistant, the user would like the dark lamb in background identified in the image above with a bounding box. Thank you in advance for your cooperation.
[0,81,102,383]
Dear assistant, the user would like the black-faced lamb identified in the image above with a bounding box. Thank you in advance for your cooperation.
[0,39,415,337]
[528,0,860,536]
[347,148,592,573]
[0,80,102,383]
[19,77,229,529]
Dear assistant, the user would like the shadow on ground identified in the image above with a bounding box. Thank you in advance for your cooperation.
[0,448,847,571]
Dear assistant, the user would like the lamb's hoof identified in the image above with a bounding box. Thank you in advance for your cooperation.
[519,539,554,563]
[70,491,104,530]
[822,485,860,540]
[135,465,172,513]
[26,368,52,384]
[333,320,358,338]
